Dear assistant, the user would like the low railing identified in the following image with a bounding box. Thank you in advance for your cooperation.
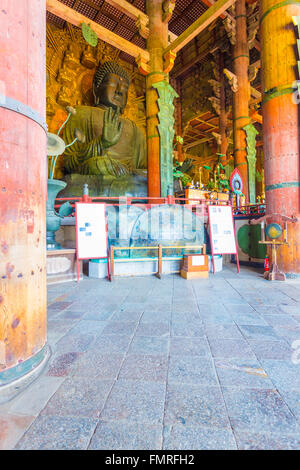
[233,203,266,217]
[54,195,266,218]
[109,244,206,280]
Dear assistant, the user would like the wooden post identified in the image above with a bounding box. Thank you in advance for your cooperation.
[219,52,228,166]
[146,0,168,198]
[260,0,300,276]
[156,244,163,279]
[0,0,48,396]
[233,0,250,201]
[110,245,115,281]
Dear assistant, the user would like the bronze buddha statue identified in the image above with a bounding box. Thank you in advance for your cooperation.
[63,61,147,197]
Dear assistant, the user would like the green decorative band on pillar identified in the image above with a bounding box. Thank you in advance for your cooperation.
[147,71,169,78]
[236,14,247,19]
[260,1,300,24]
[262,86,294,104]
[147,134,160,139]
[235,161,248,166]
[232,54,249,61]
[265,181,300,191]
[0,345,49,386]
[233,116,251,121]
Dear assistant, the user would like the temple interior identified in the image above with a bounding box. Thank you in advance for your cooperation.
[1,0,300,451]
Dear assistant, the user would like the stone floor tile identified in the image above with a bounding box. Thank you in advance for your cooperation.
[15,415,97,450]
[247,340,292,360]
[135,322,170,337]
[164,383,230,428]
[129,336,169,355]
[272,325,300,345]
[0,413,35,450]
[46,319,78,345]
[54,333,95,355]
[205,324,243,340]
[110,310,143,322]
[9,267,300,450]
[100,379,165,425]
[93,334,132,354]
[277,390,300,420]
[170,337,209,357]
[238,324,282,341]
[82,310,115,321]
[47,301,74,312]
[168,356,218,386]
[46,352,82,377]
[209,339,256,359]
[41,377,113,418]
[163,424,237,450]
[230,312,268,326]
[234,431,300,450]
[224,304,255,314]
[222,387,300,434]
[72,352,124,379]
[214,358,274,389]
[67,320,108,336]
[141,310,172,323]
[260,359,300,391]
[55,309,86,321]
[100,321,137,336]
[89,421,163,450]
[171,310,201,323]
[171,321,205,338]
[119,354,168,382]
[264,314,299,327]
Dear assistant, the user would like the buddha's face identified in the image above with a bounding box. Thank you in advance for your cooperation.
[95,72,129,112]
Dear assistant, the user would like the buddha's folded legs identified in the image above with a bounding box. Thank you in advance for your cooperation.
[80,155,130,177]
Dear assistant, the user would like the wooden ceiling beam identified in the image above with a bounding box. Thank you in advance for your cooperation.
[105,0,177,43]
[200,0,235,23]
[105,0,148,23]
[164,0,236,55]
[46,0,149,61]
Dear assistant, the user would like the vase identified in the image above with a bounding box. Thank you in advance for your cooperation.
[46,179,67,250]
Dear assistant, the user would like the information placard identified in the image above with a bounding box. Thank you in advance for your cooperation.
[208,205,240,273]
[75,202,110,280]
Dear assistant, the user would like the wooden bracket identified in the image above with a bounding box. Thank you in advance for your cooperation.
[163,50,177,74]
[136,54,150,76]
[162,0,176,23]
[224,68,238,92]
[136,15,149,39]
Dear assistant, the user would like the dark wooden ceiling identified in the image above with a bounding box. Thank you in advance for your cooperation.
[46,0,210,63]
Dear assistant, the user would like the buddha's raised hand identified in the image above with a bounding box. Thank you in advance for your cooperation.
[102,106,124,149]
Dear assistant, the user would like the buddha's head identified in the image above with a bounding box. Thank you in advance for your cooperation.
[93,61,130,113]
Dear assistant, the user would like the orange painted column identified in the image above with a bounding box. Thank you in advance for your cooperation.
[219,52,228,166]
[260,0,300,276]
[0,0,48,395]
[233,0,250,201]
[146,0,168,198]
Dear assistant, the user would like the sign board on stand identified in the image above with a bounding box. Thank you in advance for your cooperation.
[208,205,240,274]
[75,202,110,281]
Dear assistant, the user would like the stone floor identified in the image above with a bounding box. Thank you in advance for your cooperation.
[1,264,300,450]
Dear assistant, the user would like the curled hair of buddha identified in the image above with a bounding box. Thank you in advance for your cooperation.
[93,61,130,89]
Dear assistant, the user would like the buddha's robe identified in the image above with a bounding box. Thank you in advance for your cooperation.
[63,106,146,177]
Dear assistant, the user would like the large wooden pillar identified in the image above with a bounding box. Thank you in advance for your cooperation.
[233,0,250,201]
[260,0,300,276]
[219,52,228,166]
[0,0,48,400]
[146,0,168,198]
